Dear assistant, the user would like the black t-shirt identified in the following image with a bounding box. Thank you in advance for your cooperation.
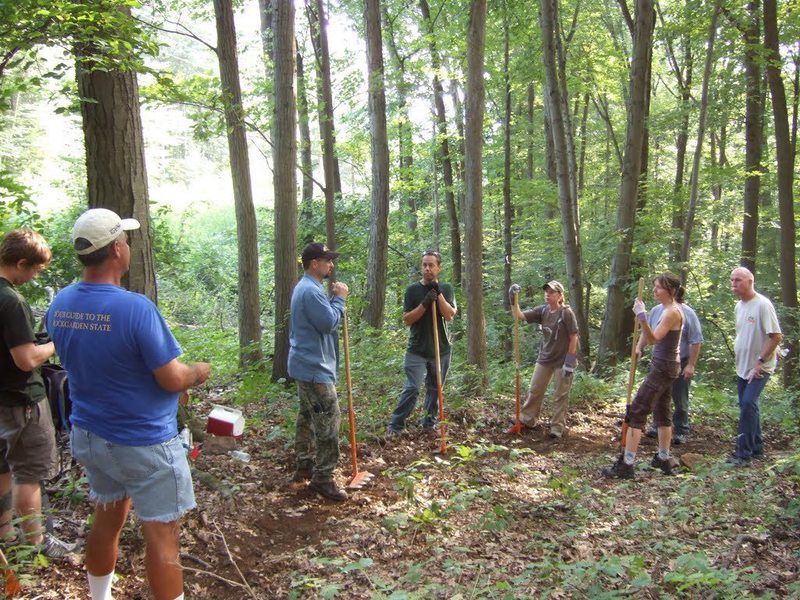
[404,282,456,360]
[0,277,45,406]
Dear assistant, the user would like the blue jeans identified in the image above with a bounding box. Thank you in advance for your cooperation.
[735,374,769,459]
[671,359,691,436]
[388,352,451,433]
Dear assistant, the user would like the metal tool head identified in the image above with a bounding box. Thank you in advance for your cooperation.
[347,470,374,490]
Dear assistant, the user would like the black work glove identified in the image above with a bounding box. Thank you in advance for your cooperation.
[427,281,441,295]
[421,288,438,309]
[508,283,521,305]
[35,331,51,345]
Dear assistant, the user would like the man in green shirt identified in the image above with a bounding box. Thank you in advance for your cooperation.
[387,251,457,437]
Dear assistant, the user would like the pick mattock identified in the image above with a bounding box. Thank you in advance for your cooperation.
[341,311,374,490]
[621,277,646,448]
[431,301,447,454]
[507,292,525,434]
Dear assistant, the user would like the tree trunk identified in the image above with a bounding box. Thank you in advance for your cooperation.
[594,0,654,377]
[419,0,461,285]
[75,45,157,302]
[258,0,273,61]
[362,0,390,328]
[213,0,262,367]
[270,0,297,381]
[539,0,589,365]
[764,0,798,389]
[463,0,488,390]
[502,14,513,329]
[740,0,763,274]
[309,0,341,256]
[382,2,417,238]
[678,1,720,281]
[297,44,314,211]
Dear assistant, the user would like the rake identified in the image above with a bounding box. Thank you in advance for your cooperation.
[507,292,525,434]
[341,311,374,490]
[431,302,447,454]
[621,277,646,448]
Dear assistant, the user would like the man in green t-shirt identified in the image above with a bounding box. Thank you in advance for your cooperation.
[387,251,457,437]
[0,229,75,558]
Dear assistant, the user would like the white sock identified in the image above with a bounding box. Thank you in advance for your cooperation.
[658,447,671,460]
[88,572,114,600]
[623,449,636,465]
[172,595,184,600]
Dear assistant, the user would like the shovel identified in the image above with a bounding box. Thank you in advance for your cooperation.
[621,277,646,448]
[431,301,447,454]
[507,292,525,434]
[341,311,374,490]
[0,547,20,597]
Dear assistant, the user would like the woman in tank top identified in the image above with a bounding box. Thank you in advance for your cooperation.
[603,271,685,479]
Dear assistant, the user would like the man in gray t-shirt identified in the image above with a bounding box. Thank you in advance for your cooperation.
[729,267,782,465]
[640,302,703,444]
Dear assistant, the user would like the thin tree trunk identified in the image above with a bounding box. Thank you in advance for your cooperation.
[764,0,798,389]
[362,0,390,328]
[213,0,263,367]
[678,1,719,281]
[464,0,488,390]
[577,91,589,194]
[419,0,461,284]
[594,0,654,376]
[308,0,341,256]
[271,0,297,381]
[297,44,314,210]
[502,13,513,319]
[540,0,589,364]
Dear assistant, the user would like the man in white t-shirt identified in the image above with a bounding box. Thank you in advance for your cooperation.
[729,267,782,466]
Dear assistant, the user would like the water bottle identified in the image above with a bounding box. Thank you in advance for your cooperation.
[179,427,192,451]
[229,450,251,463]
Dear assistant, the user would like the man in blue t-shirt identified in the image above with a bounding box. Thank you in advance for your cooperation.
[48,209,210,600]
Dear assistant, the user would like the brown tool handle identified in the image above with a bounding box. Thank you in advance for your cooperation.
[622,277,646,448]
[513,294,521,425]
[431,301,446,453]
[342,311,359,477]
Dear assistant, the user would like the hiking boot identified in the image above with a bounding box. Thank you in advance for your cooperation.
[726,454,751,467]
[292,466,313,482]
[39,533,78,559]
[644,427,657,439]
[651,454,679,475]
[548,429,564,439]
[384,429,400,443]
[672,433,688,446]
[601,456,635,480]
[309,480,348,501]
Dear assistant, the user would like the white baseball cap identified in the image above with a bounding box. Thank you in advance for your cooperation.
[72,208,140,255]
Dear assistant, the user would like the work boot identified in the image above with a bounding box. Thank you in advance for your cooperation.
[292,465,313,482]
[644,427,657,439]
[672,433,688,446]
[601,455,635,480]
[651,454,679,475]
[309,480,348,501]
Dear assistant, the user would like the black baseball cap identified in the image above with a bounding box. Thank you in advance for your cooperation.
[301,243,340,263]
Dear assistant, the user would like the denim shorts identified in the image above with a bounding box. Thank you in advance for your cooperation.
[70,426,196,523]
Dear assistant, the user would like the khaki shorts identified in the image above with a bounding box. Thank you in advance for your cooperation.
[0,398,57,483]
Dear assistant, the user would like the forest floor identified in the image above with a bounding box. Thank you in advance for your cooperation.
[16,389,800,599]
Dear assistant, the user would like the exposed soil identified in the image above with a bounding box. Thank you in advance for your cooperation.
[15,393,800,599]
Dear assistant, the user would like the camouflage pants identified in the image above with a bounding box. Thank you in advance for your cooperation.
[295,381,341,483]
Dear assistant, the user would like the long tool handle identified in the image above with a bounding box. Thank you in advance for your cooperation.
[513,294,521,426]
[431,301,446,453]
[342,311,359,478]
[621,277,646,448]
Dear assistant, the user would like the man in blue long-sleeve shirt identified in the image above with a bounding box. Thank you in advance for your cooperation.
[288,243,349,501]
